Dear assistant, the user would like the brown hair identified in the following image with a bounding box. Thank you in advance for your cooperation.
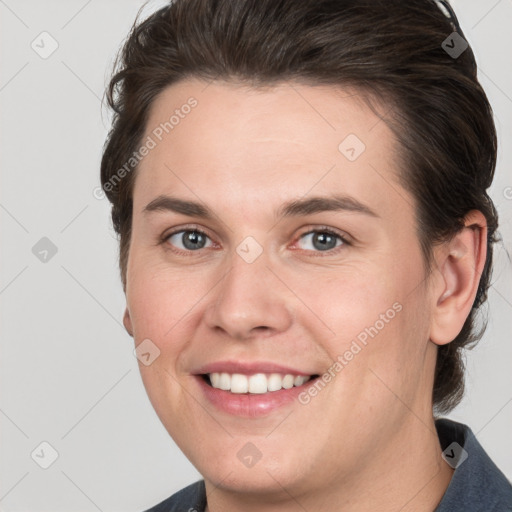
[101,0,499,413]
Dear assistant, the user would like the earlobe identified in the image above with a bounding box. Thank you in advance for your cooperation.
[430,211,487,346]
[123,307,134,337]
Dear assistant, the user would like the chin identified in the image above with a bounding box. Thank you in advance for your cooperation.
[194,444,311,494]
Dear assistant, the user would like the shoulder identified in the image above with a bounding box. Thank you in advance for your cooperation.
[435,419,512,511]
[142,480,206,512]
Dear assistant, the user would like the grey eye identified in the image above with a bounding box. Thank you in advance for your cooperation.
[168,230,212,251]
[298,231,344,251]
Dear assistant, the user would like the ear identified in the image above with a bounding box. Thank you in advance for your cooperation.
[430,210,487,346]
[123,307,134,337]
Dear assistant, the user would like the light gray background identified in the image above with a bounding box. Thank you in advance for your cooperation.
[1,1,511,510]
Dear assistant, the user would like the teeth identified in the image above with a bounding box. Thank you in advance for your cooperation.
[282,374,294,389]
[210,372,221,388]
[230,373,249,394]
[267,373,283,392]
[248,373,268,394]
[218,372,231,390]
[294,375,307,386]
[207,372,311,394]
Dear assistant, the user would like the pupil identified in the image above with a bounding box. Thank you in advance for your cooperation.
[183,231,205,250]
[313,232,337,251]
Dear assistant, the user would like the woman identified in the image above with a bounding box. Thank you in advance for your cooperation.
[100,0,512,510]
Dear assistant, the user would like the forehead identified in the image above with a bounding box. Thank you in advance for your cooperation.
[133,79,410,221]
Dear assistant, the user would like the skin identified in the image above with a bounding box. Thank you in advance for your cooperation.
[123,79,487,511]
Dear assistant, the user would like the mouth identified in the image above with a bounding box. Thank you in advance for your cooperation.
[200,372,319,394]
[193,361,321,416]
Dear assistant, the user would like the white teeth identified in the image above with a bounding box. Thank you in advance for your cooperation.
[282,374,294,389]
[294,375,306,386]
[207,372,311,394]
[218,372,231,390]
[210,372,221,388]
[267,373,283,392]
[230,373,249,394]
[248,373,268,394]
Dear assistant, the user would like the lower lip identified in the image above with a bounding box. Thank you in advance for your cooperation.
[195,376,315,417]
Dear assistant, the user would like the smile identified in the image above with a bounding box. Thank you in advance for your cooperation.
[206,372,313,394]
[194,361,321,416]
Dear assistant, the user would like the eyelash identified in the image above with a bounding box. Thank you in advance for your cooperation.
[160,225,351,257]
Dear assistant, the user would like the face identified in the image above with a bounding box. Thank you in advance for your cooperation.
[124,79,439,498]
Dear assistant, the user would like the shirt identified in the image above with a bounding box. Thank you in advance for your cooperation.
[144,419,512,511]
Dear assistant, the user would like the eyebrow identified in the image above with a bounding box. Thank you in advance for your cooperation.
[142,194,379,219]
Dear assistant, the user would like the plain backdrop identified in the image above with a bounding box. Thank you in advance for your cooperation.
[1,0,511,510]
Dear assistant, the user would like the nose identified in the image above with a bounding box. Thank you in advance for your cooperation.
[203,250,293,341]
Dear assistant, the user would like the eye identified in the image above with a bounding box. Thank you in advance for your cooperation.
[165,229,214,251]
[296,229,348,252]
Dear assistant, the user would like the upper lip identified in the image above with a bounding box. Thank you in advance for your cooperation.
[193,361,316,376]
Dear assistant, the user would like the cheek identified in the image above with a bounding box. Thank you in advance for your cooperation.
[294,261,429,387]
[126,260,206,430]
[126,256,208,341]
[290,267,402,343]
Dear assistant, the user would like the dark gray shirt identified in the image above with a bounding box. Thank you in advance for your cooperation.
[144,419,512,511]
